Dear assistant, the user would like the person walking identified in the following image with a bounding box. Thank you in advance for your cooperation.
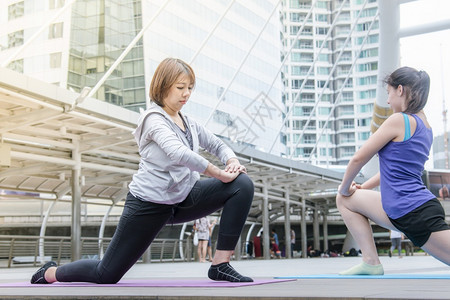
[389,229,404,258]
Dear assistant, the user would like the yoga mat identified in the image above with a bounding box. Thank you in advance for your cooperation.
[276,274,450,279]
[0,278,294,288]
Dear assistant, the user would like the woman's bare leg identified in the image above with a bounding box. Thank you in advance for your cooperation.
[421,230,450,265]
[336,189,396,265]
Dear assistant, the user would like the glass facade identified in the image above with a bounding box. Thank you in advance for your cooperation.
[68,0,145,111]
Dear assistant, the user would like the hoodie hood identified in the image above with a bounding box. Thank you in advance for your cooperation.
[132,102,169,148]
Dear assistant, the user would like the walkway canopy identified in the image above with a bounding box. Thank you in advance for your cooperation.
[0,67,350,259]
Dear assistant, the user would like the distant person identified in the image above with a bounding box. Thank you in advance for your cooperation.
[207,218,217,262]
[389,230,404,258]
[30,58,254,284]
[337,67,450,276]
[270,239,281,259]
[271,229,279,246]
[194,217,211,262]
[290,229,296,257]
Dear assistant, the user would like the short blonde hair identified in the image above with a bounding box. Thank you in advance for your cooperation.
[149,58,196,107]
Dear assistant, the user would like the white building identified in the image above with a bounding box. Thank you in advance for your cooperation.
[280,0,379,167]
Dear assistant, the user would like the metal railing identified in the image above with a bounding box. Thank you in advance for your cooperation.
[0,235,195,268]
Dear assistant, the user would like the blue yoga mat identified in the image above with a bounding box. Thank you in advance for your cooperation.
[275,274,450,279]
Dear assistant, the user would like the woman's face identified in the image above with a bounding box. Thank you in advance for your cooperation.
[386,84,406,113]
[162,73,193,114]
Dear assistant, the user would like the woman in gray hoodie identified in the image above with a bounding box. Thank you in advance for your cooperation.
[31,58,254,284]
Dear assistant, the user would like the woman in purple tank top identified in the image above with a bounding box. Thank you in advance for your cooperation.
[336,66,450,276]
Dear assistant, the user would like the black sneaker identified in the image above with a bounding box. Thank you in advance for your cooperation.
[30,261,57,284]
[208,262,253,282]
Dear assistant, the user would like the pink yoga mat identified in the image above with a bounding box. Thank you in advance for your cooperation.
[0,278,294,288]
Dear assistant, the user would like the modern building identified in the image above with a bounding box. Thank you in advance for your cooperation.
[280,0,379,167]
[0,0,285,155]
[433,132,450,169]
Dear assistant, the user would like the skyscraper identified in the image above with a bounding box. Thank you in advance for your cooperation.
[280,0,379,167]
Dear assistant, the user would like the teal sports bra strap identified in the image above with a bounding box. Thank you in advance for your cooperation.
[402,113,411,141]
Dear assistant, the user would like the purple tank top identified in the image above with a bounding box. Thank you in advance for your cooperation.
[378,114,435,219]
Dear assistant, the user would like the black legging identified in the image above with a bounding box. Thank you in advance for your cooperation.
[55,173,253,283]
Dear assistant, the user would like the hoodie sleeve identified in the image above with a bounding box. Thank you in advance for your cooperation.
[143,113,209,173]
[190,117,236,165]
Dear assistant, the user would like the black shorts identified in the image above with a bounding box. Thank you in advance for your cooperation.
[389,198,450,247]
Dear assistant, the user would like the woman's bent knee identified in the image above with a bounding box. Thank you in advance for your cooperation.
[235,173,254,192]
[336,193,347,211]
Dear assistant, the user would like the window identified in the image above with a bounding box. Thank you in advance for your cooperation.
[8,1,24,20]
[316,1,328,9]
[320,134,331,142]
[318,107,331,116]
[316,40,328,48]
[316,27,328,35]
[357,62,378,72]
[340,133,355,143]
[358,132,370,140]
[355,7,377,18]
[8,30,24,48]
[290,13,311,23]
[359,48,378,58]
[318,53,329,62]
[357,21,379,31]
[303,134,316,144]
[358,75,377,85]
[49,0,65,9]
[290,0,311,9]
[342,120,354,129]
[317,67,330,75]
[50,52,62,68]
[358,118,371,127]
[359,90,376,99]
[340,106,354,115]
[49,22,63,39]
[315,14,328,22]
[340,146,355,157]
[8,59,23,73]
[317,80,327,88]
[292,66,310,76]
[356,35,379,45]
[358,103,373,113]
[320,94,331,102]
[342,92,353,102]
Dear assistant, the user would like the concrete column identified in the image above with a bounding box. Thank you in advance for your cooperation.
[313,205,320,251]
[262,183,270,260]
[364,0,401,179]
[71,142,82,261]
[235,236,242,261]
[284,189,291,258]
[301,197,307,258]
[323,210,328,252]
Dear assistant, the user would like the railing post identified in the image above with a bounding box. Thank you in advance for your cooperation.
[8,238,15,268]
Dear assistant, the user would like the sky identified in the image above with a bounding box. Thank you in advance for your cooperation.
[399,0,450,137]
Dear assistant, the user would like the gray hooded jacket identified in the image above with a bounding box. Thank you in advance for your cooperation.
[128,103,236,204]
